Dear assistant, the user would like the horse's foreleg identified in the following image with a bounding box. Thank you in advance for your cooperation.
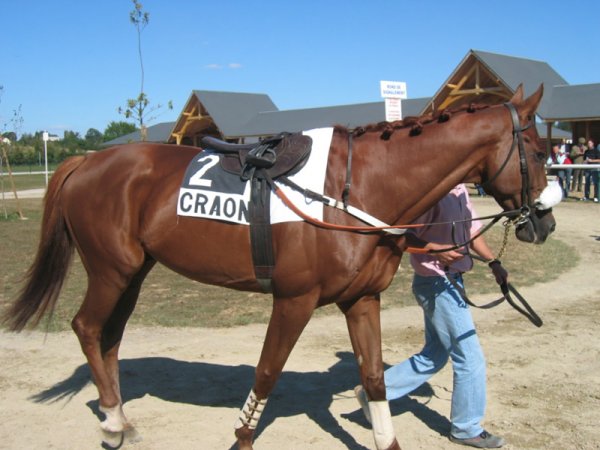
[234,292,318,450]
[340,294,401,450]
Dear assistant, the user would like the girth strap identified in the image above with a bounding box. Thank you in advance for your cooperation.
[249,174,274,293]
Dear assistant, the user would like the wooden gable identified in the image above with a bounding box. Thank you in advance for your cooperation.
[169,93,221,145]
[424,52,513,114]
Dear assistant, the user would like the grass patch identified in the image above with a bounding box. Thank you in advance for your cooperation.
[0,172,49,192]
[0,198,577,331]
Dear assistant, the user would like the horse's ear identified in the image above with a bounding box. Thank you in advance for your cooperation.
[520,84,544,115]
[509,84,524,104]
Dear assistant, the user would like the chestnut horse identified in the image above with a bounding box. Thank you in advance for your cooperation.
[4,85,555,449]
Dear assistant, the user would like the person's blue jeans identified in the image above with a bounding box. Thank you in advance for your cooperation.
[384,273,486,439]
[584,170,599,200]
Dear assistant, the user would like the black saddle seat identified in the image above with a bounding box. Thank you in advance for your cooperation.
[201,133,313,180]
[200,136,258,153]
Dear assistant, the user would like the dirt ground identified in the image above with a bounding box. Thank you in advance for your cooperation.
[1,197,599,450]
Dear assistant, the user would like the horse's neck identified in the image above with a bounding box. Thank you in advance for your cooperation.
[352,119,493,224]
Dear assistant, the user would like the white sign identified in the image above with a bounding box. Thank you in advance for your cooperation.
[384,98,403,122]
[380,80,407,99]
[380,80,406,121]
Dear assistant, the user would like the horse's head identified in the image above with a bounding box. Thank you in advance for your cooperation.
[482,84,557,244]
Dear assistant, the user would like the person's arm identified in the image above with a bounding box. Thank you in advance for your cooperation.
[403,232,465,266]
[469,234,508,285]
[584,151,600,163]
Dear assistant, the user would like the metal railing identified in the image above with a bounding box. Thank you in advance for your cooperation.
[546,164,600,170]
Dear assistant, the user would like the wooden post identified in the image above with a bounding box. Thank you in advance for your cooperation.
[546,122,552,155]
[0,145,26,220]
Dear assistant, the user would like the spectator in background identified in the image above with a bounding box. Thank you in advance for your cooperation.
[547,144,568,199]
[581,141,600,202]
[570,137,586,192]
[560,140,572,198]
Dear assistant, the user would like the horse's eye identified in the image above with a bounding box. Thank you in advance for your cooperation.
[534,152,546,162]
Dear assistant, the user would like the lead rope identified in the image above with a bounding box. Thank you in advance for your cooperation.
[445,219,542,327]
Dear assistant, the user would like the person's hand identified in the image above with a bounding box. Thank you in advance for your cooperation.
[426,243,465,266]
[489,260,508,285]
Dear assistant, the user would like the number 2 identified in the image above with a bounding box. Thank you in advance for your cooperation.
[189,154,220,187]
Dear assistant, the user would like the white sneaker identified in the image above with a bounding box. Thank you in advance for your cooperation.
[354,385,372,424]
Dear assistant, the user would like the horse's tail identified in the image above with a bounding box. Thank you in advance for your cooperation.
[3,155,86,331]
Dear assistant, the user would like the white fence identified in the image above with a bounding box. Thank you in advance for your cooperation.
[546,164,600,170]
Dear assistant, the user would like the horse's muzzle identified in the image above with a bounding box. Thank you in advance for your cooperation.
[515,208,556,243]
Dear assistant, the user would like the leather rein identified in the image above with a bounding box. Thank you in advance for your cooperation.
[444,254,543,327]
[270,102,534,249]
[267,101,543,325]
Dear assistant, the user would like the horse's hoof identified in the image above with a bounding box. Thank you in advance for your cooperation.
[234,425,254,450]
[101,429,124,449]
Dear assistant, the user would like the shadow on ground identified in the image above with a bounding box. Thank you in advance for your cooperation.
[30,351,449,449]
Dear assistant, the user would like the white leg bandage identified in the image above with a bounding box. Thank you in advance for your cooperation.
[369,400,396,450]
[234,389,268,430]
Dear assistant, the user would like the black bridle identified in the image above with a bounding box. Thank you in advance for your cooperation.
[444,103,544,327]
[480,102,535,224]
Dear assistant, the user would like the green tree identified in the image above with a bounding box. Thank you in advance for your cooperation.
[62,130,83,150]
[118,0,172,141]
[2,131,16,142]
[103,121,137,142]
[84,128,103,149]
[554,121,571,132]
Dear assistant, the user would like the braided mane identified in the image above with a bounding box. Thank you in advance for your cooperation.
[335,102,491,140]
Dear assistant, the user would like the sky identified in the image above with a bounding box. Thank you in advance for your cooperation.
[2,0,600,138]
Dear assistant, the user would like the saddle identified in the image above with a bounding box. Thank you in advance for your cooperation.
[201,133,313,181]
[200,133,313,293]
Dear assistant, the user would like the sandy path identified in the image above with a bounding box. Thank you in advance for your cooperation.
[1,198,599,450]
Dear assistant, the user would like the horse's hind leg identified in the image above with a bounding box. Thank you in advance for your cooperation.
[99,258,156,437]
[340,295,401,450]
[71,258,155,440]
[234,292,318,450]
